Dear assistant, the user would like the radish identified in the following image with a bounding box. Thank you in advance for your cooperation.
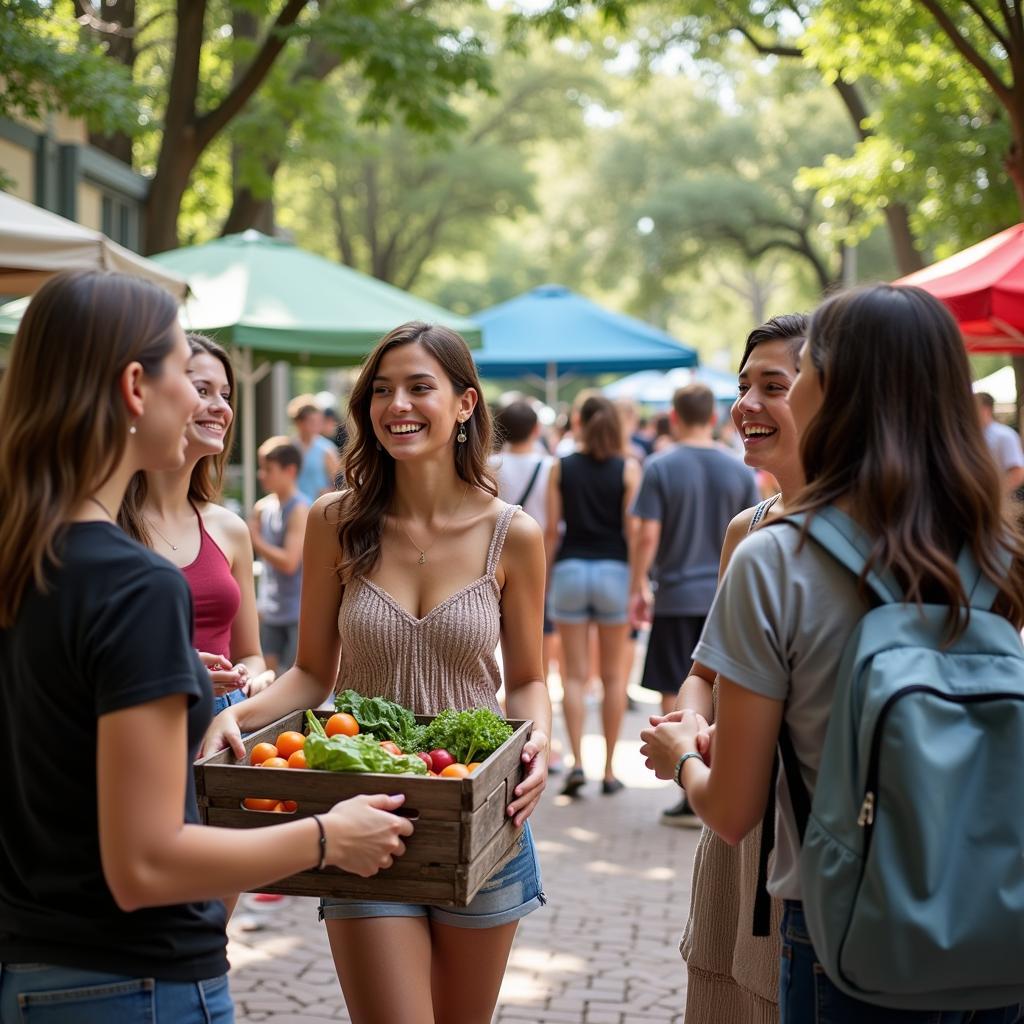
[416,751,433,771]
[429,748,455,772]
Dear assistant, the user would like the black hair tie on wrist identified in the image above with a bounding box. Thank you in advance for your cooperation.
[313,815,327,870]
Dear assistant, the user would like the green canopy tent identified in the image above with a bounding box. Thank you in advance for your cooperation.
[1,230,481,509]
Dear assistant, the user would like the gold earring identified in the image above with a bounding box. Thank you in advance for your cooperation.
[457,419,467,444]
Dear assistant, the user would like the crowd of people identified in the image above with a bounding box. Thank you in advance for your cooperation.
[2,268,1024,1024]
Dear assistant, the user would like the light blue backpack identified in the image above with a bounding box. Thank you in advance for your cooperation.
[785,507,1024,1011]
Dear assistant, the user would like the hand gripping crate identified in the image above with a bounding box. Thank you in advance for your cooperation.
[194,710,532,907]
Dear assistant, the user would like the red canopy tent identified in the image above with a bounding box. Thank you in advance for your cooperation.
[894,224,1024,353]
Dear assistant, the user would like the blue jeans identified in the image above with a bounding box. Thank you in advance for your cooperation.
[780,901,1023,1024]
[549,559,629,625]
[0,963,233,1023]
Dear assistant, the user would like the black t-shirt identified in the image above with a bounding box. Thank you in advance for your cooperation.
[0,523,228,980]
[556,453,628,562]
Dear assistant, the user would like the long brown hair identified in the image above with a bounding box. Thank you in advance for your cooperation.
[333,321,497,583]
[792,284,1024,637]
[577,392,623,461]
[119,333,235,545]
[0,271,179,627]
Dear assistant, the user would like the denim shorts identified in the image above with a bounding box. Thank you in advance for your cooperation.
[549,558,629,625]
[780,901,1024,1024]
[319,822,545,929]
[0,963,233,1023]
[212,686,246,718]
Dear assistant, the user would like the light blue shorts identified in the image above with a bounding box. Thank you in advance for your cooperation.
[318,823,545,929]
[549,558,630,625]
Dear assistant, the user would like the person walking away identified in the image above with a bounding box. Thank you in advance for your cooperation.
[547,393,641,796]
[0,271,413,1023]
[976,391,1024,495]
[203,322,551,1024]
[289,394,341,501]
[628,384,758,826]
[642,285,1024,1022]
[251,437,309,673]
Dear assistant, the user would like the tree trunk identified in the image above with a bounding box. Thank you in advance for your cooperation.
[831,76,924,274]
[143,142,198,254]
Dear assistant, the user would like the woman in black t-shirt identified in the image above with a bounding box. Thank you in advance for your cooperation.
[545,393,641,797]
[0,271,413,1023]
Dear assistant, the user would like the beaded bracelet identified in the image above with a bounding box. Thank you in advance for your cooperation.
[312,815,327,870]
[674,751,706,789]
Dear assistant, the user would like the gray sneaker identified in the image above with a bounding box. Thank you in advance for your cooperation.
[660,797,700,828]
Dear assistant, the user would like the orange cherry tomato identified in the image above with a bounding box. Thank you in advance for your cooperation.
[274,731,306,759]
[326,713,359,738]
[466,762,482,773]
[280,799,298,812]
[287,749,307,769]
[249,742,278,766]
[440,763,470,779]
[243,797,278,811]
[379,741,402,756]
[259,757,289,769]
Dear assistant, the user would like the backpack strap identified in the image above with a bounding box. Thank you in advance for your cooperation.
[788,507,902,605]
[752,724,810,936]
[515,459,544,507]
[955,546,1008,612]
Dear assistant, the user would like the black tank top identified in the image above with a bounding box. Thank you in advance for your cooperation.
[556,452,628,562]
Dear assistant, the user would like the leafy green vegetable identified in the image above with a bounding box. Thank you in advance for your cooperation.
[335,690,425,751]
[421,708,513,766]
[305,709,327,738]
[304,732,428,775]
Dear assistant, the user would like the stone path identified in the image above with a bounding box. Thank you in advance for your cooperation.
[230,688,699,1023]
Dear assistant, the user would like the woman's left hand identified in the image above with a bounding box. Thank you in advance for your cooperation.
[507,729,549,828]
[639,711,709,781]
[243,668,276,698]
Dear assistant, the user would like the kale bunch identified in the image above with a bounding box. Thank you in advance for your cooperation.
[422,708,513,765]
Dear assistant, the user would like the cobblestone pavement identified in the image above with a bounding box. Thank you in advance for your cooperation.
[229,688,699,1024]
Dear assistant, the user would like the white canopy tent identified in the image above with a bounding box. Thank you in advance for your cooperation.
[0,191,187,300]
[973,365,1016,406]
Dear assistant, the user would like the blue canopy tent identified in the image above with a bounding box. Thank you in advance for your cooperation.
[473,284,697,405]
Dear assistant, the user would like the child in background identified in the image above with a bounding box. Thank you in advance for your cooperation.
[250,437,309,674]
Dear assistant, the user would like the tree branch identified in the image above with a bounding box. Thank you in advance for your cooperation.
[917,0,1012,106]
[728,21,804,59]
[194,0,311,151]
[962,0,1012,52]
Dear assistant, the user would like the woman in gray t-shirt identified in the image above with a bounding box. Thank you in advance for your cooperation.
[642,285,1024,1023]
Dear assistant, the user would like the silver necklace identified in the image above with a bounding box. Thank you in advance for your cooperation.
[145,516,179,551]
[396,485,469,565]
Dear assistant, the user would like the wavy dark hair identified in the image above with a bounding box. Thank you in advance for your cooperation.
[0,270,179,626]
[738,312,808,372]
[119,333,236,545]
[791,284,1024,639]
[333,322,497,583]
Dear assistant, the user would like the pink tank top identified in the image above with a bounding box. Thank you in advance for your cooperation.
[182,508,240,660]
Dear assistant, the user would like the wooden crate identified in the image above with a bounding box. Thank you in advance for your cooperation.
[194,710,532,907]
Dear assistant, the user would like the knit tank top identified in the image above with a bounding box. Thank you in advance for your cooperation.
[337,503,520,715]
[181,507,240,661]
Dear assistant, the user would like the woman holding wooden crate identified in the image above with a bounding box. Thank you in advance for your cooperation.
[205,321,552,1024]
[0,271,414,1023]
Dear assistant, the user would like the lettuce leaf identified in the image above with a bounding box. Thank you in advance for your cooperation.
[304,732,428,775]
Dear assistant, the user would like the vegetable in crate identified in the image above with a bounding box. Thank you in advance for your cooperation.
[305,730,428,776]
[335,689,425,751]
[422,708,513,766]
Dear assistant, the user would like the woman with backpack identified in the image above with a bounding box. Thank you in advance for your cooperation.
[642,284,1024,1022]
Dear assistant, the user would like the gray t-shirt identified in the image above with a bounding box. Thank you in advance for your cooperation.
[632,445,758,616]
[692,523,868,899]
[984,420,1024,473]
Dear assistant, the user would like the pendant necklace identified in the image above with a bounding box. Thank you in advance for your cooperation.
[145,516,179,551]
[398,485,469,565]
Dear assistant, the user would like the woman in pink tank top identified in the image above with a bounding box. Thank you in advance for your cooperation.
[120,334,274,715]
[206,322,551,1024]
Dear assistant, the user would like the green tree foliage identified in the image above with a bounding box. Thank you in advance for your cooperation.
[0,0,139,135]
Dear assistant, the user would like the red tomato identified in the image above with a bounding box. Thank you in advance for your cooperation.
[379,741,402,756]
[259,757,289,769]
[249,742,278,766]
[274,731,306,759]
[326,713,359,737]
[429,749,455,772]
[280,799,298,812]
[287,749,307,769]
[243,797,278,811]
